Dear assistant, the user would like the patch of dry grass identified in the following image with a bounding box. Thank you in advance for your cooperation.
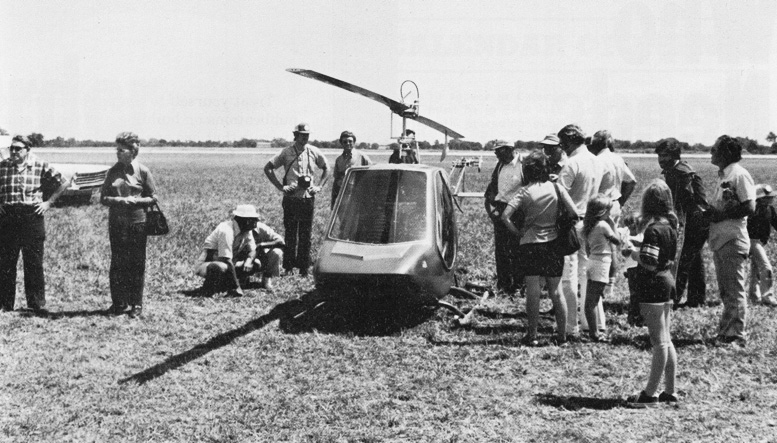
[1,151,776,442]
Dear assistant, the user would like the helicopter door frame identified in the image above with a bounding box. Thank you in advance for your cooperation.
[435,171,457,270]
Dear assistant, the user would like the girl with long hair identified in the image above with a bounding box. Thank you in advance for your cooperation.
[624,180,679,407]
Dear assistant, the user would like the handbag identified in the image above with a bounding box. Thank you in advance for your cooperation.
[553,183,580,256]
[145,201,170,236]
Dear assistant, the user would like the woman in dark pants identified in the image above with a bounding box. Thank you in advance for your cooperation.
[100,132,158,318]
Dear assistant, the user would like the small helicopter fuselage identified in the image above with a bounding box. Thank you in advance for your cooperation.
[313,164,458,307]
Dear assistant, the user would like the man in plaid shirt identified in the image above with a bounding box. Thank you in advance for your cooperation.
[0,135,69,315]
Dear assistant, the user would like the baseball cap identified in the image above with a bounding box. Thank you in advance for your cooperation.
[491,139,513,150]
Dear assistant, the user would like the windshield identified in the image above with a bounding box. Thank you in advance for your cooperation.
[330,169,428,244]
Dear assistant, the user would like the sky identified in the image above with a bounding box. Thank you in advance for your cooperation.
[1,0,776,146]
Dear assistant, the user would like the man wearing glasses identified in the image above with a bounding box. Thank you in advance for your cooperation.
[0,135,69,315]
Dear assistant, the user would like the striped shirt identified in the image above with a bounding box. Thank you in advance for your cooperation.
[0,153,66,205]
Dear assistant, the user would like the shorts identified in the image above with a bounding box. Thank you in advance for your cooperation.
[633,267,676,304]
[587,255,612,284]
[518,241,564,277]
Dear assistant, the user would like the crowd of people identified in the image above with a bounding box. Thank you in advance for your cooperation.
[485,124,776,407]
[2,122,776,408]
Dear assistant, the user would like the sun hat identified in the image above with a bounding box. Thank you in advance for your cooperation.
[233,204,260,219]
[539,134,560,146]
[491,139,513,150]
[293,123,310,134]
[755,184,774,199]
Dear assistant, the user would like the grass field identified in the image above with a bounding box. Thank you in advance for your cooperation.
[2,151,777,442]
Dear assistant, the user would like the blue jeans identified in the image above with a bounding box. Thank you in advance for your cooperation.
[712,239,749,341]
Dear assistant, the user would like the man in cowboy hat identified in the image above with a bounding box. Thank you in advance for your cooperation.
[264,123,329,276]
[484,139,523,293]
[195,204,284,296]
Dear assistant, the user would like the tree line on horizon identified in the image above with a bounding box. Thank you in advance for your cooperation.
[6,129,777,155]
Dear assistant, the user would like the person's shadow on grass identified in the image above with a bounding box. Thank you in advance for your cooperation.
[534,393,625,410]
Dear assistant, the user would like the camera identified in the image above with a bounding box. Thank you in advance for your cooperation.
[297,175,312,189]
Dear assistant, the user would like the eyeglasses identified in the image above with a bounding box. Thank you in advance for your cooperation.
[9,145,26,152]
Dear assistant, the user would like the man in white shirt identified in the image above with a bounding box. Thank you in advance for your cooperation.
[589,130,637,299]
[557,124,605,335]
[195,205,284,296]
[484,140,523,292]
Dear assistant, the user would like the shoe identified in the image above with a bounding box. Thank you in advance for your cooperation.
[32,307,50,317]
[761,295,777,307]
[658,391,679,404]
[521,335,540,347]
[128,306,143,318]
[262,277,275,292]
[0,306,13,313]
[299,268,309,277]
[626,391,659,408]
[107,304,129,315]
[225,288,244,297]
[550,336,568,346]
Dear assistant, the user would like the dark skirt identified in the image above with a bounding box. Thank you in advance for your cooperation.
[633,267,676,304]
[517,241,564,277]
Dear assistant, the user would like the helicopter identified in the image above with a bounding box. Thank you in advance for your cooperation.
[286,69,489,324]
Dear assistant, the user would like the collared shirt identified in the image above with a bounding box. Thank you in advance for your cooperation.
[332,149,372,201]
[101,160,157,223]
[558,145,603,217]
[507,181,572,245]
[596,149,636,201]
[203,219,257,259]
[0,153,66,205]
[494,154,523,203]
[252,221,284,247]
[269,143,329,198]
[708,161,756,252]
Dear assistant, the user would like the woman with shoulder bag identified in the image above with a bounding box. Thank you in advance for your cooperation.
[502,151,578,345]
[100,132,158,318]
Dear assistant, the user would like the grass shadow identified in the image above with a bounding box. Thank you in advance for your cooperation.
[278,291,436,336]
[119,298,303,385]
[533,393,624,410]
[44,309,113,318]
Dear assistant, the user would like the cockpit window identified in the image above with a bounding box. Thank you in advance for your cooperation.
[330,170,428,244]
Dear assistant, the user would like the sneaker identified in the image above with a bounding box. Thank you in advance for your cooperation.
[658,391,679,404]
[128,306,143,318]
[761,295,777,307]
[626,391,659,408]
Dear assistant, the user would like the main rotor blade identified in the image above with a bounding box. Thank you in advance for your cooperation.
[415,115,465,140]
[287,69,409,115]
[287,68,465,139]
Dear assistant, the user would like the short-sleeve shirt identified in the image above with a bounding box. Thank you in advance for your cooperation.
[558,145,603,217]
[639,219,677,272]
[252,222,284,247]
[495,155,523,203]
[587,220,616,256]
[0,153,67,205]
[596,149,636,201]
[332,150,372,201]
[507,181,562,245]
[269,144,329,198]
[634,219,677,304]
[203,219,256,259]
[101,160,157,223]
[708,162,756,252]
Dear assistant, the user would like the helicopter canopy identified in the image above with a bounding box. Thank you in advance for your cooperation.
[330,169,429,244]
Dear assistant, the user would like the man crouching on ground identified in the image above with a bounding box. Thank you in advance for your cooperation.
[195,204,284,296]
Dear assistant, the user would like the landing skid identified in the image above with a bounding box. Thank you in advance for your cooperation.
[436,287,492,327]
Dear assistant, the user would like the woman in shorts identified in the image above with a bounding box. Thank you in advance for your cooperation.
[502,151,577,345]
